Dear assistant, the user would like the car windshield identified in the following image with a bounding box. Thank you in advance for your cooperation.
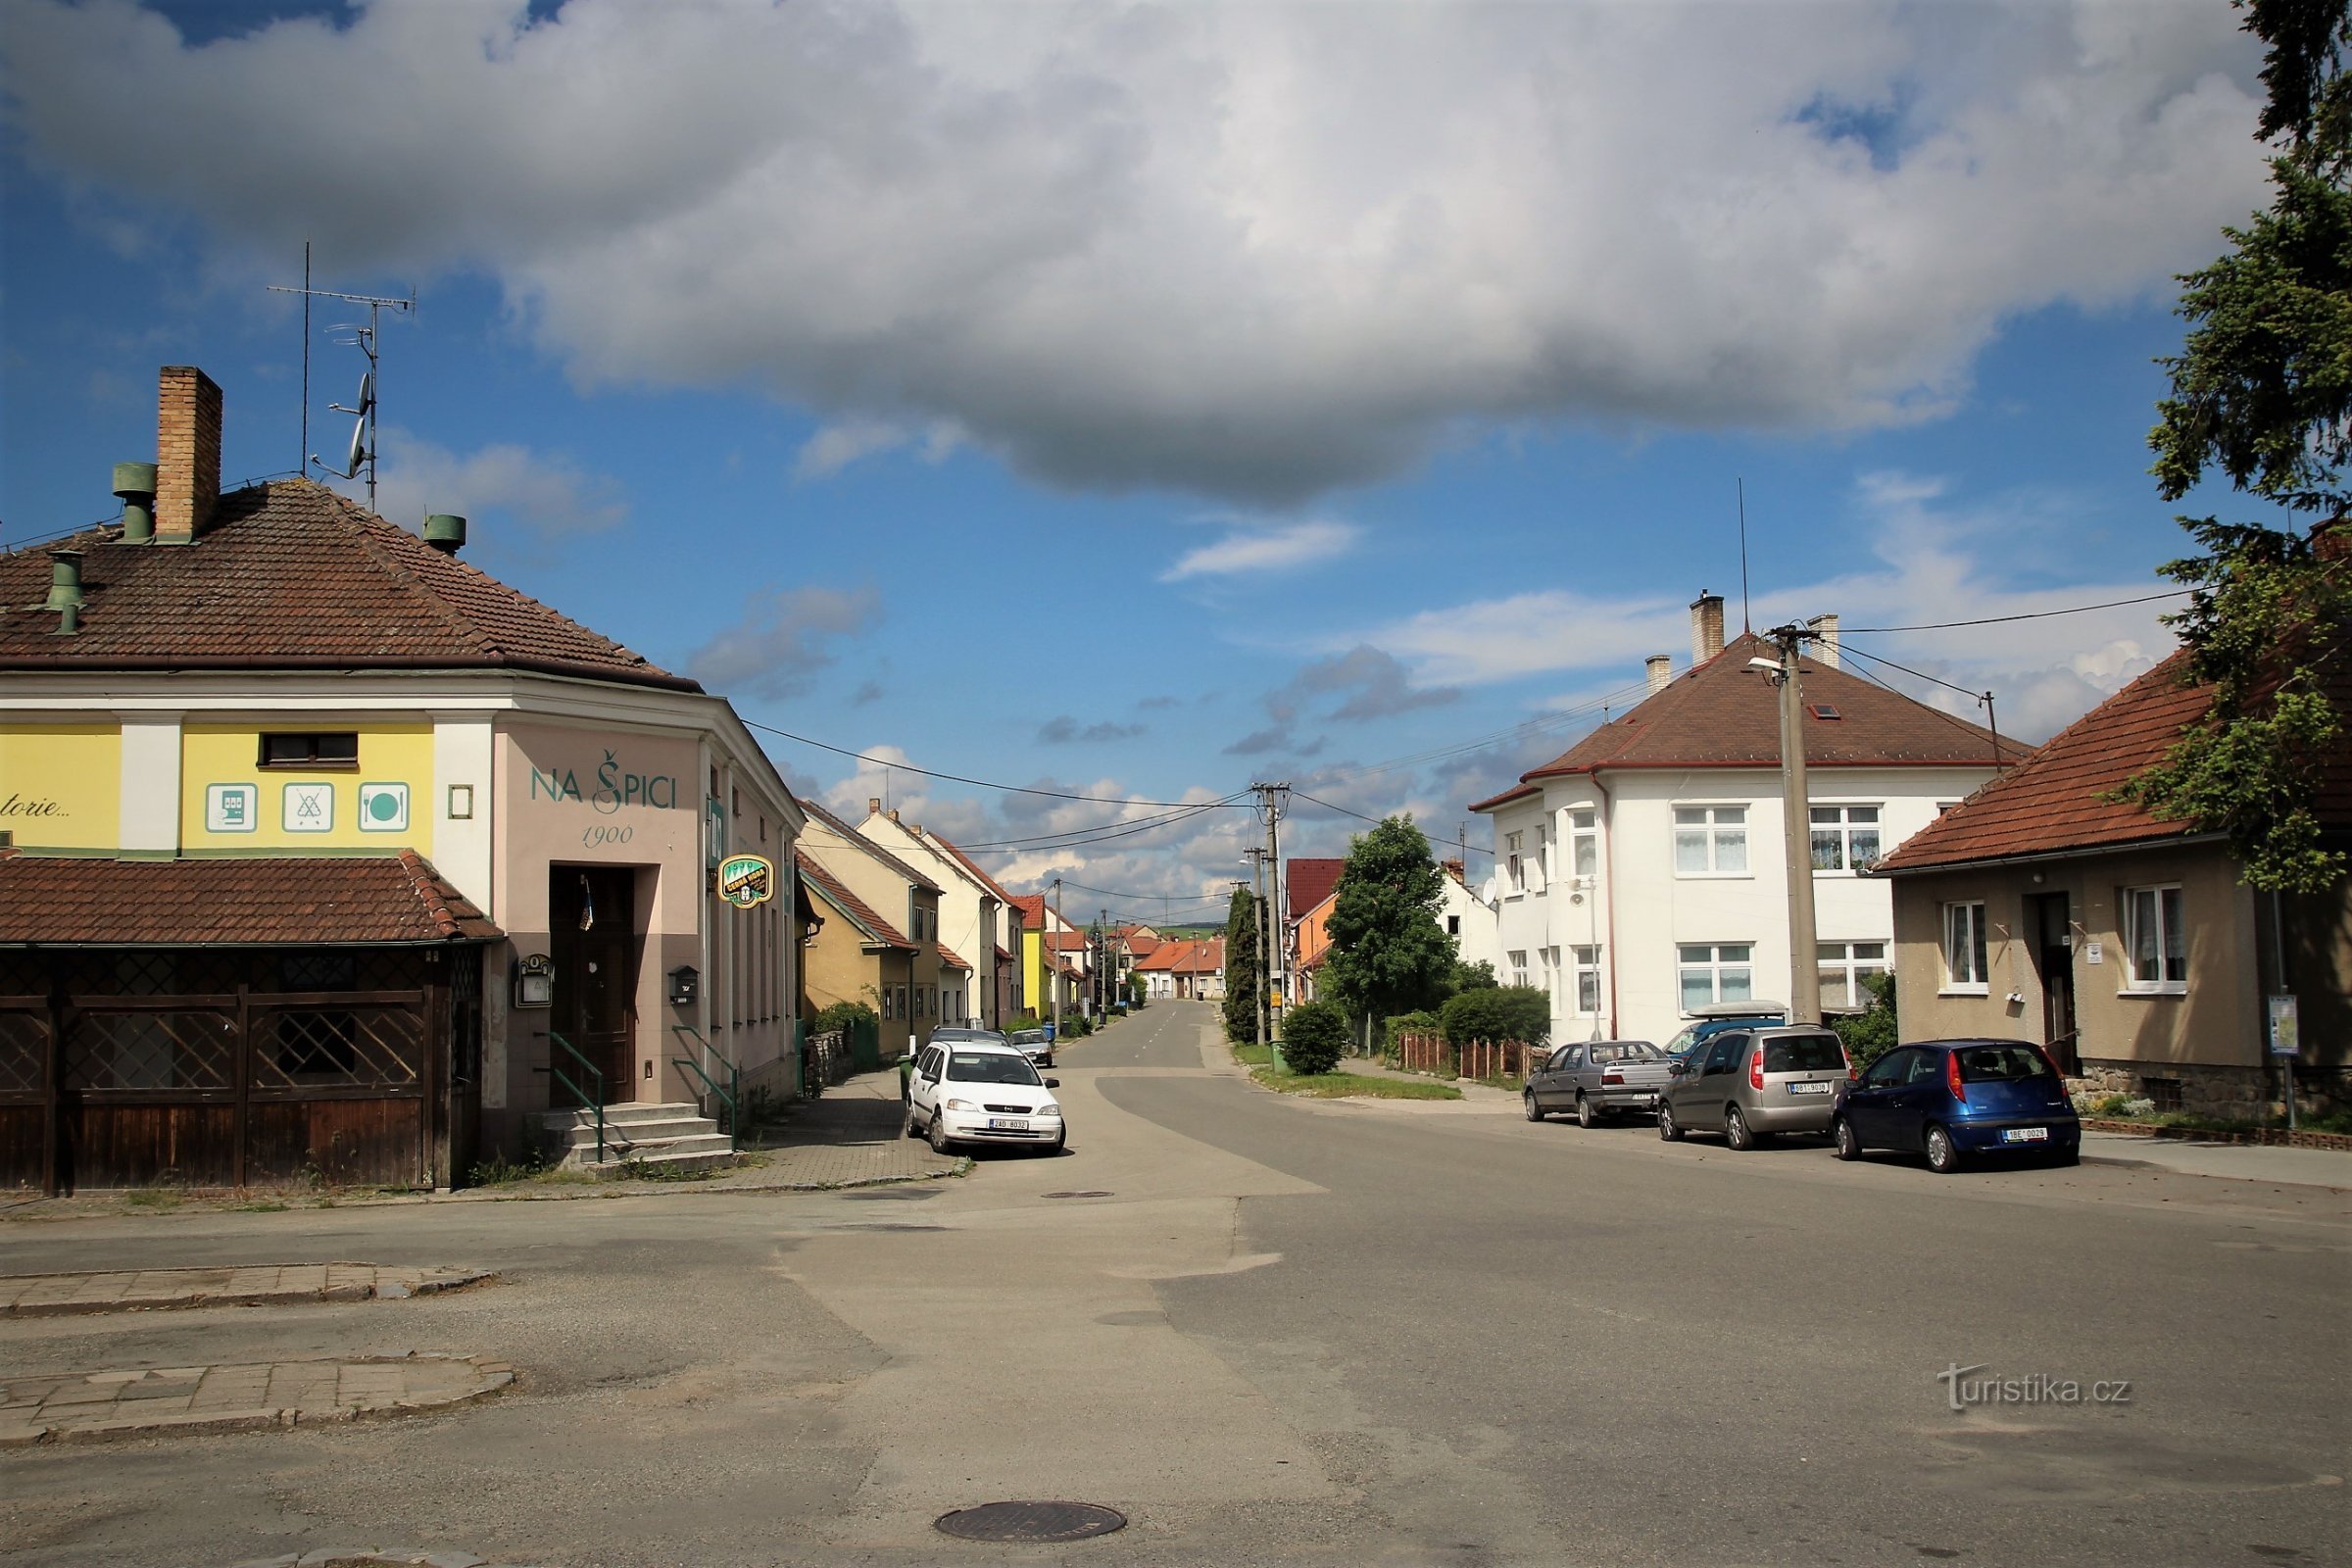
[1662,1027,1700,1056]
[1592,1042,1658,1063]
[1763,1035,1846,1073]
[948,1051,1042,1085]
[1954,1044,2053,1083]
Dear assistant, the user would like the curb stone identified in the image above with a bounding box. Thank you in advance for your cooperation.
[1,1353,514,1447]
[0,1265,494,1318]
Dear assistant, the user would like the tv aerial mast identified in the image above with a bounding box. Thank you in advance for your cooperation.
[268,261,413,509]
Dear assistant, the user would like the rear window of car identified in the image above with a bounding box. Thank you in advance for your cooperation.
[1592,1042,1657,1063]
[1763,1035,1846,1074]
[1954,1045,2054,1083]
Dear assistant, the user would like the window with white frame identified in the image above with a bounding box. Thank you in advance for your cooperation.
[1673,807,1748,875]
[1535,824,1550,890]
[1571,810,1597,879]
[1677,944,1753,1011]
[1809,806,1882,872]
[1541,946,1561,1004]
[1941,903,1988,991]
[1505,832,1524,892]
[2123,885,2185,992]
[1817,941,1888,1010]
[1572,945,1601,1014]
[1508,949,1529,987]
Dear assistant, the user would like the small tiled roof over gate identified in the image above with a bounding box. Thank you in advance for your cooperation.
[0,851,501,946]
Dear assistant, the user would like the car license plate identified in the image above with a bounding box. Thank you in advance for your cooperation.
[988,1117,1029,1131]
[2003,1126,2049,1143]
[1787,1081,1831,1096]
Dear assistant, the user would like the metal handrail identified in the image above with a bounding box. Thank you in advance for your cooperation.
[669,1025,739,1151]
[536,1030,607,1164]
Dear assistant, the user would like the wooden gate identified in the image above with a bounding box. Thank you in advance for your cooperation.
[0,947,456,1194]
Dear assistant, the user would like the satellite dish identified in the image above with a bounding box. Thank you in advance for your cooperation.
[345,416,368,475]
[356,370,373,415]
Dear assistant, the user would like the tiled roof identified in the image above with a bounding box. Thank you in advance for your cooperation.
[1008,894,1047,928]
[1286,858,1347,921]
[1468,632,2026,811]
[0,479,693,690]
[1878,642,2352,871]
[795,851,914,950]
[936,943,970,971]
[0,851,501,946]
[1045,930,1091,952]
[797,798,942,892]
[1177,938,1225,975]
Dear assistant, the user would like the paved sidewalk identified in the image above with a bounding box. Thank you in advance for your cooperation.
[0,1352,512,1447]
[0,1263,491,1317]
[2081,1129,2352,1188]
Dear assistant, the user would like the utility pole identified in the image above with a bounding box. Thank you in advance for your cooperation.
[1770,625,1824,1026]
[1250,782,1290,1054]
[1099,907,1110,1015]
[1051,876,1064,1043]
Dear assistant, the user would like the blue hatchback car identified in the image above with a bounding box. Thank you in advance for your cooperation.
[1832,1039,2080,1173]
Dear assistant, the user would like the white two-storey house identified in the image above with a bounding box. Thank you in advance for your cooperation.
[1469,594,2022,1048]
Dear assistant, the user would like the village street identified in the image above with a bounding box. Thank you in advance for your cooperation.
[3,1000,2346,1568]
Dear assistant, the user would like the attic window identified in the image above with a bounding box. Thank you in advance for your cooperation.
[1806,704,1842,721]
[259,732,359,769]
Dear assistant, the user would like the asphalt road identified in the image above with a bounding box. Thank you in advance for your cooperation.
[2,1000,2344,1567]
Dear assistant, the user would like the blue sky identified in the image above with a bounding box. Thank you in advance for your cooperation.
[0,0,2284,920]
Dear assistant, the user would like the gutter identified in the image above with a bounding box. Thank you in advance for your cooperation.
[1870,831,2225,879]
[0,653,705,694]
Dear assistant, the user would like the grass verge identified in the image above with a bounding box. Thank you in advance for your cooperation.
[1246,1063,1462,1100]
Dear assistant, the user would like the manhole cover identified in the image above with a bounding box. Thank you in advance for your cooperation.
[1040,1190,1113,1199]
[935,1501,1128,1543]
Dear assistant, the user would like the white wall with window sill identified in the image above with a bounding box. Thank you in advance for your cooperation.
[1938,986,1990,998]
[2120,985,2189,998]
[1673,871,1754,881]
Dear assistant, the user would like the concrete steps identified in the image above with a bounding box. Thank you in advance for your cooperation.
[535,1102,737,1175]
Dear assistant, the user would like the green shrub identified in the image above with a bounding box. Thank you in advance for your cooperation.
[1441,985,1550,1047]
[1280,1001,1348,1075]
[1381,1008,1444,1059]
[811,1000,878,1036]
[1828,971,1898,1072]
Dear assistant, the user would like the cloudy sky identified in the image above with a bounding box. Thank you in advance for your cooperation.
[0,0,2284,919]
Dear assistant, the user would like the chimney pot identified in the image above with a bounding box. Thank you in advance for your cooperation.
[154,367,222,544]
[422,513,467,554]
[1810,612,1840,669]
[889,808,902,822]
[1645,654,1672,694]
[44,549,85,635]
[1690,591,1726,664]
[867,797,882,815]
[113,462,158,543]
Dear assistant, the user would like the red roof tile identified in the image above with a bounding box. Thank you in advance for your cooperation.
[0,851,501,946]
[0,480,692,690]
[1469,633,2026,811]
[1285,858,1347,921]
[1878,642,2352,871]
[794,851,914,950]
[936,943,970,971]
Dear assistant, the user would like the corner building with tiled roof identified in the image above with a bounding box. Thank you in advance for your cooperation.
[0,367,806,1193]
[1468,594,2023,1051]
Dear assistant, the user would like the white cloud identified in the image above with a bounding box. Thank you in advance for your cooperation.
[360,426,627,541]
[792,416,965,481]
[2,0,2268,503]
[1354,470,2177,742]
[1161,519,1357,581]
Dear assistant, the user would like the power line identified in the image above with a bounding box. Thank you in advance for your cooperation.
[1838,590,2190,633]
[953,793,1249,851]
[745,718,1256,809]
[1289,789,1496,858]
[1830,642,2025,762]
[964,800,1242,856]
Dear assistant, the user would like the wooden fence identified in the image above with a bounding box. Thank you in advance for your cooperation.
[1396,1031,1539,1081]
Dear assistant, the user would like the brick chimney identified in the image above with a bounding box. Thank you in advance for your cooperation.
[155,366,221,544]
[1690,591,1726,664]
[1645,654,1672,693]
[867,797,882,815]
[1811,612,1840,668]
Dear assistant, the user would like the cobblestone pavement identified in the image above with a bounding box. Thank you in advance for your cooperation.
[0,1352,512,1446]
[0,1263,492,1317]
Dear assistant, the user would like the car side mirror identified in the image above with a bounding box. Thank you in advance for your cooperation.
[1044,1077,1060,1089]
[1668,1061,1689,1077]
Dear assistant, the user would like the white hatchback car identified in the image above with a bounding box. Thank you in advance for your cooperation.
[905,1039,1065,1154]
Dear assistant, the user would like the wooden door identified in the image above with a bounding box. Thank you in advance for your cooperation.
[549,868,639,1105]
[2029,893,2079,1074]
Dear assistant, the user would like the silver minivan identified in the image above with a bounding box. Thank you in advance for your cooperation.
[1657,1025,1851,1149]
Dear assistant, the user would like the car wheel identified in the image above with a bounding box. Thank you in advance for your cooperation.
[1576,1093,1599,1129]
[902,1103,921,1140]
[928,1113,954,1155]
[1658,1102,1684,1142]
[1523,1091,1545,1122]
[1724,1104,1755,1152]
[1926,1123,1962,1174]
[1832,1115,1862,1161]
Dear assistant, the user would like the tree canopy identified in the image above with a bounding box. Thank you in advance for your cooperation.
[1323,815,1457,1033]
[2123,0,2352,894]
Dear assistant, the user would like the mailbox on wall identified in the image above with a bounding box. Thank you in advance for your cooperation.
[667,965,700,1008]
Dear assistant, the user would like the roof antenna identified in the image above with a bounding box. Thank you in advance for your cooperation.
[1737,477,1753,636]
[267,274,413,509]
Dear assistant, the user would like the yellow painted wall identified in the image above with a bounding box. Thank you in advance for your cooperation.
[0,725,122,851]
[179,724,435,853]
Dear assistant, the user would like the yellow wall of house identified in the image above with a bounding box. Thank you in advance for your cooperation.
[179,723,435,853]
[0,724,122,851]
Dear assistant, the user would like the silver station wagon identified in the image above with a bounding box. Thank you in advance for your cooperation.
[1657,1024,1852,1149]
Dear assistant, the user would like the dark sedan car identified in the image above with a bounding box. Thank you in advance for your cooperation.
[1832,1039,2080,1173]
